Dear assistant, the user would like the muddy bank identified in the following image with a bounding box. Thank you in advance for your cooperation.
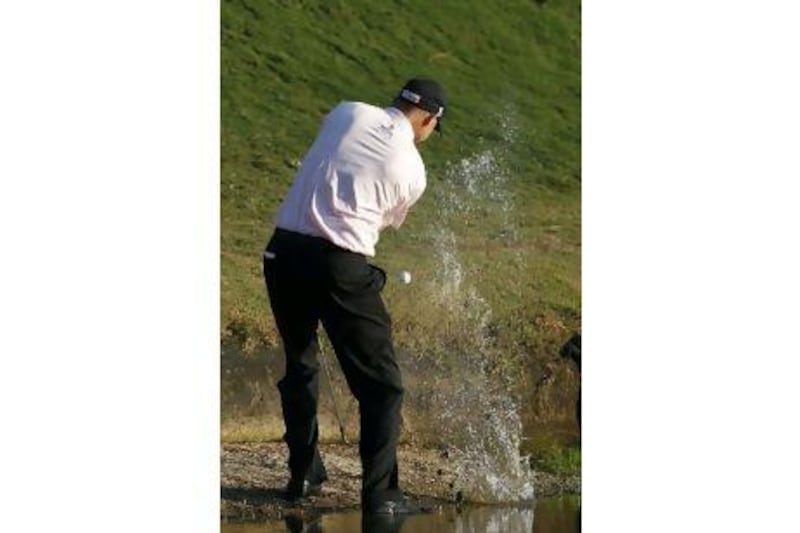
[221,442,580,522]
[222,340,581,445]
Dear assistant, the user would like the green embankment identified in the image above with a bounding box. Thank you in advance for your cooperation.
[222,0,581,429]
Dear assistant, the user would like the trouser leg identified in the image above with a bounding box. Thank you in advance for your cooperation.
[320,255,404,504]
[264,247,327,484]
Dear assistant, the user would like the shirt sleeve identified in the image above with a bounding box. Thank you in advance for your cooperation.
[386,156,426,229]
[387,195,411,230]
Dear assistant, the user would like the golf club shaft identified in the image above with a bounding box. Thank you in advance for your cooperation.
[318,333,348,444]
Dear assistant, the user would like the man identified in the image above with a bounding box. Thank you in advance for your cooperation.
[263,78,447,514]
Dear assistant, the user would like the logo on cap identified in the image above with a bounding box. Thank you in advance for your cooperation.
[400,89,421,104]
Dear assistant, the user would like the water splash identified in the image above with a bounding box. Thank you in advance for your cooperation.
[436,106,522,246]
[420,108,535,502]
[425,230,534,502]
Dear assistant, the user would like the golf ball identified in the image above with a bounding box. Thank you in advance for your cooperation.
[399,270,412,284]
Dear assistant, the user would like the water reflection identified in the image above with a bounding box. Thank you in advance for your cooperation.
[281,513,410,533]
[222,496,580,533]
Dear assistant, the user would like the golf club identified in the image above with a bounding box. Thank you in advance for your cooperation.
[318,331,348,444]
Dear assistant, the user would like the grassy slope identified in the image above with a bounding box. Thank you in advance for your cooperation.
[222,0,581,371]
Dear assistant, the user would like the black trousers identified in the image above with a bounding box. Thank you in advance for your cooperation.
[263,229,404,505]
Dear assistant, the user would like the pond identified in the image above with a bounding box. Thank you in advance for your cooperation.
[222,495,580,532]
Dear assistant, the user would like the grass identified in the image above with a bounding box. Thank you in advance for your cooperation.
[531,443,581,475]
[221,417,284,443]
[525,434,582,475]
[222,0,581,431]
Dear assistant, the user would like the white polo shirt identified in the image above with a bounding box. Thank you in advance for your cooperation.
[274,102,427,257]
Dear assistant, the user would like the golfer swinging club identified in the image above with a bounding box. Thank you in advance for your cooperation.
[262,78,446,514]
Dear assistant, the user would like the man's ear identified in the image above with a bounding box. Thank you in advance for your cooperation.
[421,113,435,127]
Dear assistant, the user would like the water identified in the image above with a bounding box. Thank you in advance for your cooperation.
[422,229,534,502]
[221,496,580,532]
[412,114,536,503]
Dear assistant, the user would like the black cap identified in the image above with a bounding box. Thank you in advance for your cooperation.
[397,78,447,132]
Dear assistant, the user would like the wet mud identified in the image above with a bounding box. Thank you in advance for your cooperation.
[221,442,580,522]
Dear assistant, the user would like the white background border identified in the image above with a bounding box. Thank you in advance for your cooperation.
[1,2,219,531]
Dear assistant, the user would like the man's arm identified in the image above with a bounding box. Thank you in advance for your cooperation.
[384,154,426,230]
